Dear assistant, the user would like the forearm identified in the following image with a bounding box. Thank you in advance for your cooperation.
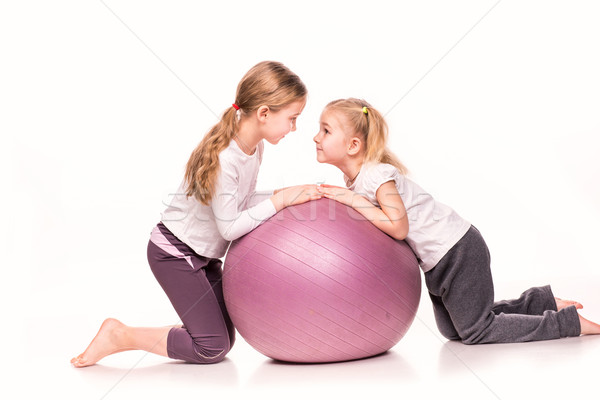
[269,187,305,212]
[350,196,408,240]
[270,192,286,212]
[217,198,277,241]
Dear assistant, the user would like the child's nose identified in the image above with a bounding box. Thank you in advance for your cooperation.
[313,133,320,143]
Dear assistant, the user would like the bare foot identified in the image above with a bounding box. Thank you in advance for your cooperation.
[579,314,600,335]
[555,297,583,311]
[71,318,132,368]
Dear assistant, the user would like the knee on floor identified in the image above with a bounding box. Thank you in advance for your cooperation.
[190,336,231,364]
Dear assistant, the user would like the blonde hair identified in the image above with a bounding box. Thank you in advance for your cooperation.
[324,98,407,174]
[185,61,307,205]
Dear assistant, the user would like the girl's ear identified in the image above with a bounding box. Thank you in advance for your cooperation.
[257,105,270,123]
[347,136,362,156]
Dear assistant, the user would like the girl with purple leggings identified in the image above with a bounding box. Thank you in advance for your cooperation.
[71,61,322,367]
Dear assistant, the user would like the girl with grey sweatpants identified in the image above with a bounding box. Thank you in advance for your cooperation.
[315,97,600,344]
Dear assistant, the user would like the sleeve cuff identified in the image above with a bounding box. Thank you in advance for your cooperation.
[249,197,277,223]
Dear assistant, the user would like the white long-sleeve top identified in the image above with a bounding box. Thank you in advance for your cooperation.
[161,140,276,258]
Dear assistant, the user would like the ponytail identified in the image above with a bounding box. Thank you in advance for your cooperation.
[184,106,238,205]
[184,61,307,205]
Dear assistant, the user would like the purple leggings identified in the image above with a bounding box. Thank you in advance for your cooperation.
[147,222,235,363]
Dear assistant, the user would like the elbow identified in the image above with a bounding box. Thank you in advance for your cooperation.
[390,230,408,241]
[220,232,237,242]
[217,225,239,242]
[389,220,409,241]
[218,221,255,242]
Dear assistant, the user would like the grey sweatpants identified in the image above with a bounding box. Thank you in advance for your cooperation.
[424,226,581,344]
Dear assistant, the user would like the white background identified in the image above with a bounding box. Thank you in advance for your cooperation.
[2,1,600,399]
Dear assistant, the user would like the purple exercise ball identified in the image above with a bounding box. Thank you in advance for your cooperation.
[223,198,421,363]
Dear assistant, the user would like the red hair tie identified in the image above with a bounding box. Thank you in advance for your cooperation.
[232,103,240,110]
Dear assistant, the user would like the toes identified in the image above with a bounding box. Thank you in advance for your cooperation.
[555,298,584,310]
[71,354,87,367]
[73,359,88,368]
[566,300,583,309]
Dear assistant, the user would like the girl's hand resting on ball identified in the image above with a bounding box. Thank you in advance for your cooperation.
[271,185,323,211]
[316,184,357,207]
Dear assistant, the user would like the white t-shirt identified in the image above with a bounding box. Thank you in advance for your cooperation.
[160,140,276,258]
[348,162,471,272]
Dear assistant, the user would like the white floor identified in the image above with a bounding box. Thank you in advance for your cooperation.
[7,277,600,400]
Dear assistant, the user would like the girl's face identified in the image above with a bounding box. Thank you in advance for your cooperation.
[314,109,354,167]
[262,100,306,145]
